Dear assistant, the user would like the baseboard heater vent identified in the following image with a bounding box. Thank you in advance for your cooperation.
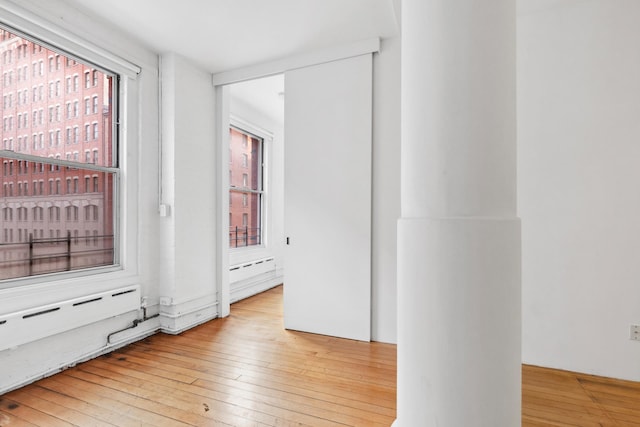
[230,257,275,283]
[0,285,140,352]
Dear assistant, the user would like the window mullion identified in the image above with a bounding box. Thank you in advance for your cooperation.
[0,150,116,174]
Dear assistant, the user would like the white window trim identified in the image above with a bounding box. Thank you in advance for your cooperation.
[228,116,273,265]
[0,4,143,310]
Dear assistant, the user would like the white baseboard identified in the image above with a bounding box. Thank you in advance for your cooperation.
[159,294,219,334]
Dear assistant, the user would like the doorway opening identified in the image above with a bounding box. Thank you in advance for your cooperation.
[226,75,285,306]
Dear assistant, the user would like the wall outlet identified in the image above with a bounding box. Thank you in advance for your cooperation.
[630,324,640,341]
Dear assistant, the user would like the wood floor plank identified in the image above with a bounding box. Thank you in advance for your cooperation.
[60,368,273,426]
[5,286,640,426]
[88,357,395,422]
[117,339,396,408]
[524,365,640,427]
[10,385,135,426]
[3,387,115,427]
[0,408,39,427]
[36,376,204,427]
[0,395,73,427]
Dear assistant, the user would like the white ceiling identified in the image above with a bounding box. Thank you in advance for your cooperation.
[60,0,399,74]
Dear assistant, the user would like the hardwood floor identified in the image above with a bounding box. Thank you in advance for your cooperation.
[1,285,639,426]
[523,365,640,426]
[0,286,395,427]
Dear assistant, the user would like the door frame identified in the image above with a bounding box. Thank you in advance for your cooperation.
[213,38,380,318]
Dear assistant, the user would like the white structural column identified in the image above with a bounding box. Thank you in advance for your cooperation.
[395,0,520,426]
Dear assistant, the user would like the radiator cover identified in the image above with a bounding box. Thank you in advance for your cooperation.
[0,285,140,352]
[229,257,275,283]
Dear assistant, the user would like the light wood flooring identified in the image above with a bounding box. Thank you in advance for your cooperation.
[1,285,639,426]
[523,365,640,426]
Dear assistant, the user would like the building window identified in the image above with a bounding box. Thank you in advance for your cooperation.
[84,205,98,221]
[0,25,118,280]
[17,207,27,222]
[3,207,13,221]
[228,126,264,248]
[65,205,78,221]
[48,206,60,222]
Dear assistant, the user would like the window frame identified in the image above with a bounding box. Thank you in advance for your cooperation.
[0,15,135,289]
[228,121,268,251]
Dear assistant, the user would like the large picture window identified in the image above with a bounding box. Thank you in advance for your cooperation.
[0,26,117,280]
[229,126,263,248]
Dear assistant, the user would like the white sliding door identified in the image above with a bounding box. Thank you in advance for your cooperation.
[283,54,372,341]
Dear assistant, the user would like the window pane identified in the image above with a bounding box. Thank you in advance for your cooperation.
[228,126,263,248]
[0,159,115,279]
[229,191,261,248]
[0,28,114,168]
[229,127,261,191]
[0,27,117,280]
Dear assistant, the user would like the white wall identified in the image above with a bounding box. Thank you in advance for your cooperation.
[159,53,218,331]
[519,0,640,381]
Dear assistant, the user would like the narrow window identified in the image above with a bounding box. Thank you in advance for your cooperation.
[228,126,265,248]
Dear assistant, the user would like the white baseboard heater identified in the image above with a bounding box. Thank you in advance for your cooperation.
[229,257,275,283]
[0,285,140,352]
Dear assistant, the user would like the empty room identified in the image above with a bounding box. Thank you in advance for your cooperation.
[1,0,640,426]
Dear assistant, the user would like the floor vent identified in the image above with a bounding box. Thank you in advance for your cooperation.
[0,285,140,352]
